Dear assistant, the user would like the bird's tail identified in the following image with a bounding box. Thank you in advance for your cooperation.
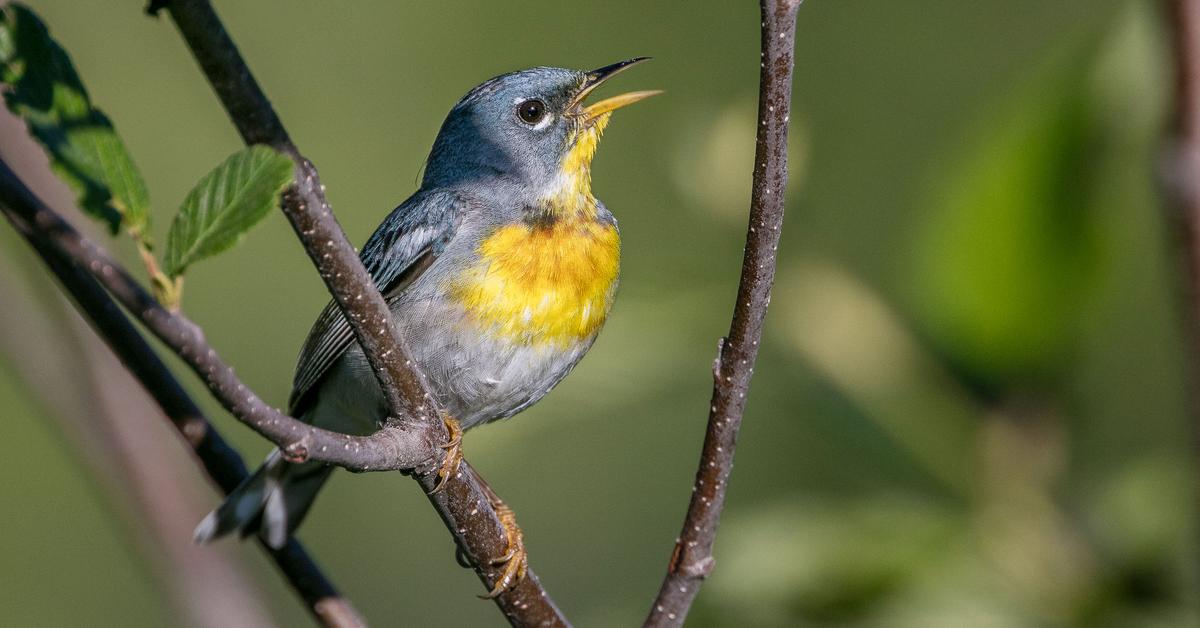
[193,450,332,549]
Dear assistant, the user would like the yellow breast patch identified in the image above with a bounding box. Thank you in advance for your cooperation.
[449,220,620,345]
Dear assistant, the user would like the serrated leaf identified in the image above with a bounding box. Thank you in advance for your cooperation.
[164,146,294,278]
[0,4,149,236]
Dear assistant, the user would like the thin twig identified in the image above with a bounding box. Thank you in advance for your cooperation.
[643,1,802,626]
[0,160,435,471]
[154,0,429,418]
[0,205,275,628]
[70,320,280,628]
[148,0,565,621]
[0,169,365,628]
[0,161,552,621]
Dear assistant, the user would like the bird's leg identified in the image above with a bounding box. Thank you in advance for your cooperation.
[431,426,527,596]
[430,413,463,494]
[477,474,528,598]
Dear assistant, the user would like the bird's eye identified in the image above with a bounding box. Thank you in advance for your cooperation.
[517,99,547,125]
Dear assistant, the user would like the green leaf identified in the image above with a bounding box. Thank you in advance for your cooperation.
[164,146,294,278]
[905,40,1107,394]
[0,4,150,237]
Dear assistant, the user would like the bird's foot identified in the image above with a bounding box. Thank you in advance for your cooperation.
[482,498,528,598]
[430,414,463,494]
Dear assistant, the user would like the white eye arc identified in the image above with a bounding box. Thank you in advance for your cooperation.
[514,97,553,129]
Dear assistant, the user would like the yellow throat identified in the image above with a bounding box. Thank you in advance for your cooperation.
[542,112,611,219]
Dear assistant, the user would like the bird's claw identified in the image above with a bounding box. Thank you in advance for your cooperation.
[430,414,463,494]
[481,500,528,598]
[426,416,527,597]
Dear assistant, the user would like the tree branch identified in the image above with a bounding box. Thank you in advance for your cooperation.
[0,153,565,624]
[155,0,429,418]
[643,1,802,626]
[150,1,567,620]
[143,0,565,622]
[0,169,364,628]
[0,160,433,470]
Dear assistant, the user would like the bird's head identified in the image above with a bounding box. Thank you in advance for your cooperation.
[422,58,659,215]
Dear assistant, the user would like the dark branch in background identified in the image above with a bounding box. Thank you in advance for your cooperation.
[0,161,364,628]
[1163,0,1200,539]
[0,164,430,469]
[643,1,802,626]
[148,0,566,623]
[16,302,279,628]
[5,0,798,623]
[0,132,564,626]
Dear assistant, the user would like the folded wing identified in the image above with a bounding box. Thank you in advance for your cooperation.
[288,189,468,416]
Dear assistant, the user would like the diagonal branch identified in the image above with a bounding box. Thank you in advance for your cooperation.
[144,0,566,623]
[643,1,802,626]
[153,0,430,418]
[0,150,564,625]
[0,165,364,628]
[0,160,433,470]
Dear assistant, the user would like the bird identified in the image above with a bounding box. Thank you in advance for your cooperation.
[193,58,658,597]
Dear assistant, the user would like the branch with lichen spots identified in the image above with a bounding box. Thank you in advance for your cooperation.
[643,1,803,626]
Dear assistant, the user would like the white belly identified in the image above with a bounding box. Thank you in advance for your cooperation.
[305,296,598,432]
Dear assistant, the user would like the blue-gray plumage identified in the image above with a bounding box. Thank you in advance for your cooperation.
[194,61,658,575]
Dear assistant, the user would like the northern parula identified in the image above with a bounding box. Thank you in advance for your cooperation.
[195,58,657,594]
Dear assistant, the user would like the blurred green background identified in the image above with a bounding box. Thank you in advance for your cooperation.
[2,0,1198,626]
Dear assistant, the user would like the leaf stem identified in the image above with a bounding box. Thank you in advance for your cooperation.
[134,235,181,309]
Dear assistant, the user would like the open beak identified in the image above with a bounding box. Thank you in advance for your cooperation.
[571,57,662,125]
